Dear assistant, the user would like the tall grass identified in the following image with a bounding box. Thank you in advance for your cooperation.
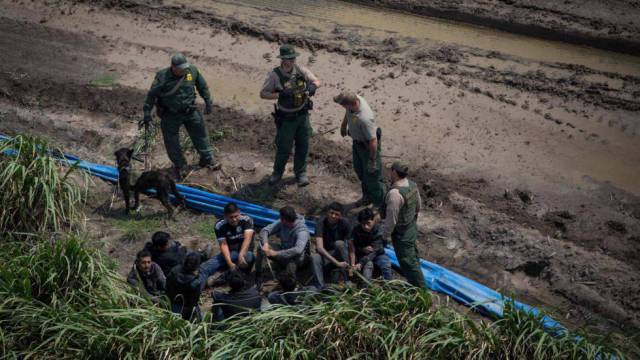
[0,135,87,239]
[0,237,628,360]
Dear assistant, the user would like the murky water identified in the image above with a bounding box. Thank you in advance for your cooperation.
[171,0,640,77]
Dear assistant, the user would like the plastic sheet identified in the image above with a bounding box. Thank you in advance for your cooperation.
[1,134,570,337]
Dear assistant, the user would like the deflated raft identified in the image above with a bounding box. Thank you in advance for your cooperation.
[0,134,565,335]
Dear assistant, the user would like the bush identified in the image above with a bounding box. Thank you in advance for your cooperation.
[0,237,627,360]
[0,135,87,239]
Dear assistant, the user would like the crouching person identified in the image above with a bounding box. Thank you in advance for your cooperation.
[311,202,351,287]
[267,271,318,306]
[205,203,255,280]
[349,208,393,282]
[255,206,310,288]
[166,252,219,322]
[212,270,261,321]
[127,250,166,303]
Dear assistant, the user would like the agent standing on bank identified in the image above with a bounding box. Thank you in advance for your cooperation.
[260,44,321,187]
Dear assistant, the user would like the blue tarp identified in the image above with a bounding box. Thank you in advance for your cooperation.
[0,134,568,336]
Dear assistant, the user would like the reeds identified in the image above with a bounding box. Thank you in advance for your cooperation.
[0,135,87,239]
[0,237,627,360]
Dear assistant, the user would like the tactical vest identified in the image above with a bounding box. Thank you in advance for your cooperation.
[275,65,308,111]
[382,180,418,231]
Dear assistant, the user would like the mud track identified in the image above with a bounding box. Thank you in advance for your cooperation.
[345,0,640,56]
[1,0,639,336]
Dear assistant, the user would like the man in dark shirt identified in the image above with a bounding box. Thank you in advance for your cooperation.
[349,208,392,281]
[212,270,261,321]
[166,253,205,322]
[127,250,166,302]
[144,231,187,275]
[267,271,318,306]
[311,202,351,287]
[206,202,255,278]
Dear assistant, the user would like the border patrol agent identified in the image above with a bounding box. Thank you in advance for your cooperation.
[381,162,426,288]
[142,53,217,179]
[334,92,385,207]
[260,44,321,187]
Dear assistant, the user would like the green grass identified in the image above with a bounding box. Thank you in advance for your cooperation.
[0,236,630,359]
[0,135,88,239]
[88,73,118,87]
[192,217,217,241]
[112,216,164,243]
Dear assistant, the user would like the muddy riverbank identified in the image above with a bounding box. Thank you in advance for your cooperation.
[345,0,640,55]
[1,0,639,336]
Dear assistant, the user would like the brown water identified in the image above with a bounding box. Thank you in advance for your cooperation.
[167,0,640,77]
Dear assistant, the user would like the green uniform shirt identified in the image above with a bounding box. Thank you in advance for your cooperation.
[143,65,212,117]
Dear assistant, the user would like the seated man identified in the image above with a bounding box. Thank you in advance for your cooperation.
[349,208,393,282]
[311,202,351,287]
[144,231,187,275]
[206,202,255,279]
[267,271,317,306]
[166,253,204,322]
[127,250,166,302]
[256,206,310,287]
[211,270,261,321]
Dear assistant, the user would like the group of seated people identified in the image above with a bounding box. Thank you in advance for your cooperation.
[127,201,394,321]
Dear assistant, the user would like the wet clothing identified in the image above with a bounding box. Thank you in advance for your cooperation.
[311,240,349,287]
[126,262,166,298]
[144,241,187,276]
[212,286,261,320]
[350,224,393,281]
[261,65,318,178]
[214,215,255,252]
[166,265,205,321]
[143,65,214,168]
[315,216,351,252]
[343,95,385,206]
[382,178,425,288]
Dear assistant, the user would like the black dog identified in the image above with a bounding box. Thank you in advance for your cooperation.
[114,148,186,219]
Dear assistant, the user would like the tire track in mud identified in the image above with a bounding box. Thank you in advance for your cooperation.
[2,0,639,333]
[2,66,639,332]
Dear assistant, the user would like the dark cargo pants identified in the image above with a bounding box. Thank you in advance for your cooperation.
[392,224,426,288]
[160,110,213,169]
[273,112,311,177]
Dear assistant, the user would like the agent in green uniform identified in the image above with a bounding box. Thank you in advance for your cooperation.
[381,162,426,288]
[142,53,217,179]
[334,92,385,208]
[260,44,321,187]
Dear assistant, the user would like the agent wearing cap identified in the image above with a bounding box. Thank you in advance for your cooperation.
[260,44,321,187]
[334,91,384,208]
[381,161,426,288]
[142,53,218,179]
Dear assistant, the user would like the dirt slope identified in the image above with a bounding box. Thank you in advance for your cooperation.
[0,0,639,334]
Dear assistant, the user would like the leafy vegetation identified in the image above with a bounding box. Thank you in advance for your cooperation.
[0,237,626,360]
[0,135,87,239]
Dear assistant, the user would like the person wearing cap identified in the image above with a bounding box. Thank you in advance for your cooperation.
[334,92,385,207]
[142,53,218,179]
[260,44,321,187]
[381,161,426,288]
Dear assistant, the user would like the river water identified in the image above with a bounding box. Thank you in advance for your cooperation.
[172,0,640,76]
